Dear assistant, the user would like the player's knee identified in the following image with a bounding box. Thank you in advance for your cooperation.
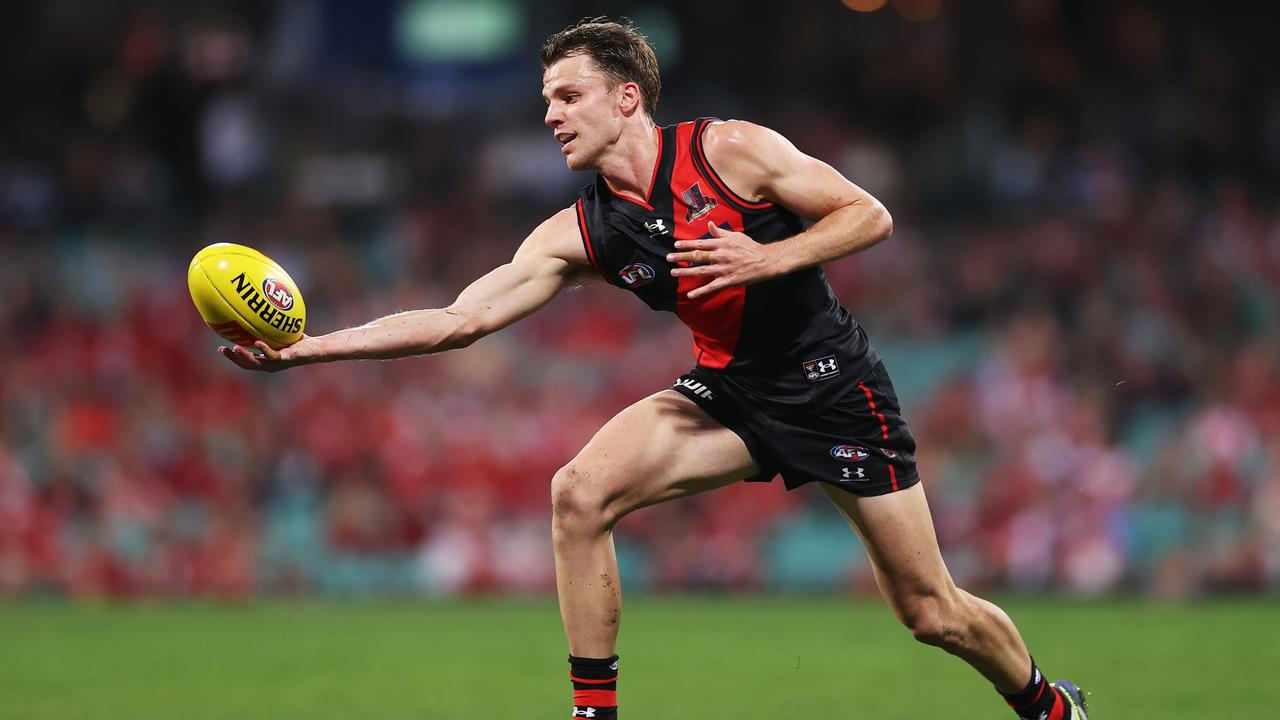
[550,463,620,535]
[897,593,966,651]
[900,596,946,646]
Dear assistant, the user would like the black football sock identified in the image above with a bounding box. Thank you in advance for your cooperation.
[1001,657,1070,720]
[568,654,618,719]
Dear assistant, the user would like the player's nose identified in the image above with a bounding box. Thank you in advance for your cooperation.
[544,103,563,128]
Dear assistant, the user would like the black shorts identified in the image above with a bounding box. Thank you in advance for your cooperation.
[670,362,920,497]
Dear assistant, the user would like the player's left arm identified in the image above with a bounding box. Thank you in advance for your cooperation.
[667,120,892,299]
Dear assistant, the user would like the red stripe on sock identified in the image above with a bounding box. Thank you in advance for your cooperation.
[569,674,617,685]
[1007,679,1047,710]
[573,689,617,707]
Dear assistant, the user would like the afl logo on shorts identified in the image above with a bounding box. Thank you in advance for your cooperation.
[830,445,870,462]
[262,277,295,311]
[618,262,655,287]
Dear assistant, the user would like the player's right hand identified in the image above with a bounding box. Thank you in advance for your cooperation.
[219,335,315,372]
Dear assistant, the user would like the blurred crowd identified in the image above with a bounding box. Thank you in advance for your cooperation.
[2,0,1279,599]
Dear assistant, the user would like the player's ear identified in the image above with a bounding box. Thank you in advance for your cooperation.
[617,81,642,117]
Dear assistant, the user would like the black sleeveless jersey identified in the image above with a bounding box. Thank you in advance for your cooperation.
[575,118,879,413]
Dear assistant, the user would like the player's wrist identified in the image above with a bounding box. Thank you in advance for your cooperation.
[766,239,803,277]
[284,335,327,364]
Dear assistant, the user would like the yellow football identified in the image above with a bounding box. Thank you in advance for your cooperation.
[188,243,307,350]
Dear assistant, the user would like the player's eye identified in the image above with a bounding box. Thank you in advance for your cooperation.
[566,94,578,103]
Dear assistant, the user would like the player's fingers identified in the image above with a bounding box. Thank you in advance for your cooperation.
[673,238,730,252]
[239,345,264,364]
[686,278,727,299]
[253,340,281,360]
[671,239,706,250]
[666,250,711,265]
[670,264,719,277]
[221,345,258,369]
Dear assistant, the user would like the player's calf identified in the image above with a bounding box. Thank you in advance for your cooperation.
[883,586,1086,718]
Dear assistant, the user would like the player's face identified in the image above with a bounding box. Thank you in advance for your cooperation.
[542,54,623,171]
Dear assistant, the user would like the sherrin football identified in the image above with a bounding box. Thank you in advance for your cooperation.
[188,243,306,350]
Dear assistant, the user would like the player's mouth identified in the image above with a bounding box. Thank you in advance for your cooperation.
[556,132,577,153]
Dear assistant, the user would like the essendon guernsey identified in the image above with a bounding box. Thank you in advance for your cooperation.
[576,118,879,412]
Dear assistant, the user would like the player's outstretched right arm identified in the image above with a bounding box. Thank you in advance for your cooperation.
[220,207,590,372]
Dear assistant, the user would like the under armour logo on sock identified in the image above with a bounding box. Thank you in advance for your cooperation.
[572,708,596,718]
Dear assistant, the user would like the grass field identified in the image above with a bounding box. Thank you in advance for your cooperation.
[2,596,1277,719]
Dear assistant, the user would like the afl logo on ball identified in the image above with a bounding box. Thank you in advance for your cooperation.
[830,445,869,462]
[618,263,655,288]
[262,277,295,311]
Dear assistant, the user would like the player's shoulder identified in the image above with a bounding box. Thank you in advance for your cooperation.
[699,119,798,186]
[698,119,798,204]
[701,119,790,163]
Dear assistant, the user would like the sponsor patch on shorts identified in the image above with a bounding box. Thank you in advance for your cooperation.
[830,445,870,461]
[803,355,840,382]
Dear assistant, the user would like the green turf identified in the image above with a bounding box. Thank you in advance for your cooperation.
[1,596,1276,719]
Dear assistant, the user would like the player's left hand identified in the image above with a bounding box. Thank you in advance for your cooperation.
[667,222,783,299]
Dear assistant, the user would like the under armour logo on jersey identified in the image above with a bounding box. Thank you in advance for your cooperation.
[841,467,867,481]
[803,355,840,382]
[682,182,718,222]
[572,708,596,718]
[644,218,668,236]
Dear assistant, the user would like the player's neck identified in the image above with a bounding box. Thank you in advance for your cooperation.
[599,121,660,204]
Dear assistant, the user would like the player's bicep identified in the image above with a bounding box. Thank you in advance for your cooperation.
[763,150,877,222]
[448,207,590,337]
[706,120,880,222]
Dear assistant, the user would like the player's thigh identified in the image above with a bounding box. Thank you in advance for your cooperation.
[558,390,760,515]
[821,483,955,601]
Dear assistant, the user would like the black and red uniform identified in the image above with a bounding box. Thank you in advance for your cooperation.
[576,118,918,496]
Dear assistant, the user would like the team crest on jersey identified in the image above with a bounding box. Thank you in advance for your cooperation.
[682,182,718,222]
[618,262,655,287]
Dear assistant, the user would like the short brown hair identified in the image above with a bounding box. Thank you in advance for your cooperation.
[540,17,661,115]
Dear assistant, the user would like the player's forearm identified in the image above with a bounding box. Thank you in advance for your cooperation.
[295,307,476,363]
[773,200,893,273]
[267,245,573,367]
